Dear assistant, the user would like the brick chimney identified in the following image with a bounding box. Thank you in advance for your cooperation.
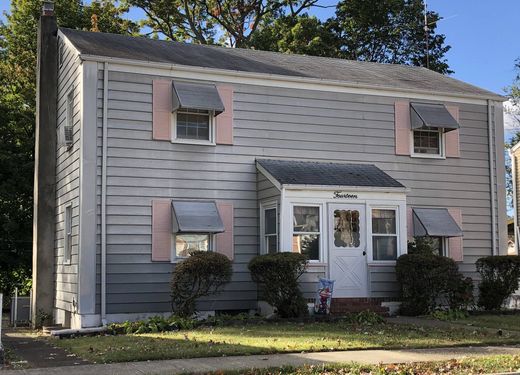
[32,1,58,327]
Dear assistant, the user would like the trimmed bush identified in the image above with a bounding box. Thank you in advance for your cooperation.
[248,252,308,318]
[171,251,232,317]
[476,255,520,310]
[396,253,473,316]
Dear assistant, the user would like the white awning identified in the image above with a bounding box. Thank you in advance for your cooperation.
[172,81,225,115]
[413,208,462,237]
[171,200,224,233]
[410,102,459,132]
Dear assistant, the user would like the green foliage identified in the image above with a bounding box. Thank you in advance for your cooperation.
[248,252,308,318]
[476,255,520,310]
[343,310,385,325]
[250,15,337,57]
[171,251,233,317]
[430,309,469,321]
[125,0,318,47]
[396,253,473,315]
[108,315,198,334]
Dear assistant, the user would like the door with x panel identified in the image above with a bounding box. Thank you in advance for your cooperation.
[328,204,368,298]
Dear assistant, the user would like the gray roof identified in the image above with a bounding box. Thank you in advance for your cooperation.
[60,28,503,100]
[257,159,405,188]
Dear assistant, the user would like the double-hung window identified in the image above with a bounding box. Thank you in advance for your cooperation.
[262,205,278,254]
[413,128,443,156]
[292,205,320,261]
[174,108,213,143]
[175,233,211,258]
[371,208,398,261]
[64,204,72,264]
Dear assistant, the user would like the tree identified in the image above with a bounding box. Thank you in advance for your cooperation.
[505,59,520,212]
[326,0,451,74]
[125,0,320,47]
[0,0,138,298]
[249,14,337,57]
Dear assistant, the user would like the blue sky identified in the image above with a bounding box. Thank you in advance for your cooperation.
[1,1,518,96]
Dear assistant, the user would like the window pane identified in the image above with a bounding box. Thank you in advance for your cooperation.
[176,233,209,257]
[292,234,320,260]
[333,209,360,248]
[413,129,440,154]
[264,208,277,235]
[293,206,319,232]
[177,111,210,140]
[372,236,397,260]
[372,209,396,234]
[266,235,277,254]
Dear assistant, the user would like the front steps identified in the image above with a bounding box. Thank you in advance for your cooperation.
[330,298,390,316]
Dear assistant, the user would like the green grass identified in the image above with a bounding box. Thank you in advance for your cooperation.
[454,313,520,331]
[52,321,520,364]
[216,355,520,374]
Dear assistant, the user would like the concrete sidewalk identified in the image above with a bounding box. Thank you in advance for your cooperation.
[2,345,520,375]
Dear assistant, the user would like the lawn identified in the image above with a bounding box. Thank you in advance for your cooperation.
[453,313,520,331]
[216,355,520,374]
[52,320,520,364]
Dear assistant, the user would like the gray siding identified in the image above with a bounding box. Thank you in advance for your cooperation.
[54,40,81,313]
[96,69,499,313]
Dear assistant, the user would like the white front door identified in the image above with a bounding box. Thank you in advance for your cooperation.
[328,204,368,298]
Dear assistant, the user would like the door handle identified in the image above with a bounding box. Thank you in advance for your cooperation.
[363,251,366,256]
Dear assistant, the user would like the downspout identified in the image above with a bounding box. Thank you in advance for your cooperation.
[101,62,109,324]
[488,100,497,255]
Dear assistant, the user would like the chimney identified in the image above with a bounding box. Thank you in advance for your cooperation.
[42,1,54,16]
[32,0,58,327]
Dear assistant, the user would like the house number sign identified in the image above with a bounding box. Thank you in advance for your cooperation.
[333,191,358,199]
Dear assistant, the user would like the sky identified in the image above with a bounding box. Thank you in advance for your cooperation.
[0,0,518,130]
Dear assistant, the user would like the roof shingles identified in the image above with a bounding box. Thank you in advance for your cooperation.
[60,28,503,100]
[257,159,405,189]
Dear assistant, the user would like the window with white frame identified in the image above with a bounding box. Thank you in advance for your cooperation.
[292,205,320,261]
[262,205,278,254]
[64,204,72,264]
[371,208,398,261]
[412,128,443,156]
[173,108,214,143]
[174,233,211,258]
[413,236,447,257]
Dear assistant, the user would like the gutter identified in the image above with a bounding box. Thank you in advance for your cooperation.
[101,62,108,325]
[488,100,497,256]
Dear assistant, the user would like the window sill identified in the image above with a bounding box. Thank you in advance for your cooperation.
[307,262,327,267]
[172,138,216,146]
[410,153,446,160]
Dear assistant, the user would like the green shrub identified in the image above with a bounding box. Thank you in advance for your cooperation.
[248,252,308,318]
[108,315,198,335]
[396,253,473,316]
[171,251,232,317]
[344,310,385,325]
[430,309,469,321]
[476,255,520,310]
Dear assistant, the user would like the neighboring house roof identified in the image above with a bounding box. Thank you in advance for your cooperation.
[59,28,504,101]
[256,159,405,189]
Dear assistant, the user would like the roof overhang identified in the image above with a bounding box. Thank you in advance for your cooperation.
[171,200,224,233]
[413,208,463,237]
[172,81,225,115]
[410,102,460,132]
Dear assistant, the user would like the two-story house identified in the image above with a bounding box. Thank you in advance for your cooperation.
[32,6,507,329]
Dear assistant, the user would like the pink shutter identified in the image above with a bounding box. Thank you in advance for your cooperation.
[152,200,171,261]
[395,101,411,155]
[447,208,463,262]
[216,202,234,260]
[445,106,460,158]
[216,85,234,145]
[407,207,414,240]
[152,80,172,141]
